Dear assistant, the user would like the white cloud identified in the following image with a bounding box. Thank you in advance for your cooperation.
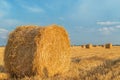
[0,19,22,28]
[98,25,120,35]
[0,28,9,39]
[98,27,111,35]
[0,0,11,18]
[0,0,11,8]
[0,13,5,18]
[3,19,22,26]
[22,5,44,13]
[58,17,65,21]
[115,25,120,29]
[97,21,120,25]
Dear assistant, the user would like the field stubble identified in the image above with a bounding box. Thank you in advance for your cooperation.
[0,46,120,80]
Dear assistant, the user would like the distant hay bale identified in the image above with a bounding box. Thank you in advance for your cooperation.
[86,44,93,49]
[81,45,85,48]
[105,43,112,49]
[93,45,97,47]
[101,45,105,48]
[4,24,71,78]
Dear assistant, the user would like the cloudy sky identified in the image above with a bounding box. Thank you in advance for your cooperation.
[0,0,120,45]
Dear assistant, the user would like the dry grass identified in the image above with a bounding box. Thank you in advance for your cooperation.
[0,47,4,65]
[0,46,120,80]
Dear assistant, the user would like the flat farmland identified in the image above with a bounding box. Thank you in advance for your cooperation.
[0,46,120,80]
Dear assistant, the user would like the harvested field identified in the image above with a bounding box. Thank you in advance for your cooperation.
[0,46,120,80]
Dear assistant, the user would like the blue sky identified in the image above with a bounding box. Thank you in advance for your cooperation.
[0,0,120,45]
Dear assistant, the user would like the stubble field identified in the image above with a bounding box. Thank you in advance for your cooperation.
[0,46,120,80]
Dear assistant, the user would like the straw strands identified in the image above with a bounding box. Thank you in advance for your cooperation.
[4,24,71,78]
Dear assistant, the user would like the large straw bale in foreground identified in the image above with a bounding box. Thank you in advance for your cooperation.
[4,25,71,78]
[105,43,112,49]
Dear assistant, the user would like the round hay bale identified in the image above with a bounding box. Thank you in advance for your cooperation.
[4,24,71,78]
[86,44,92,49]
[101,45,105,48]
[105,43,112,49]
[81,45,85,48]
[93,45,97,47]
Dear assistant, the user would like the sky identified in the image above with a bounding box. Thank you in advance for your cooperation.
[0,0,120,45]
